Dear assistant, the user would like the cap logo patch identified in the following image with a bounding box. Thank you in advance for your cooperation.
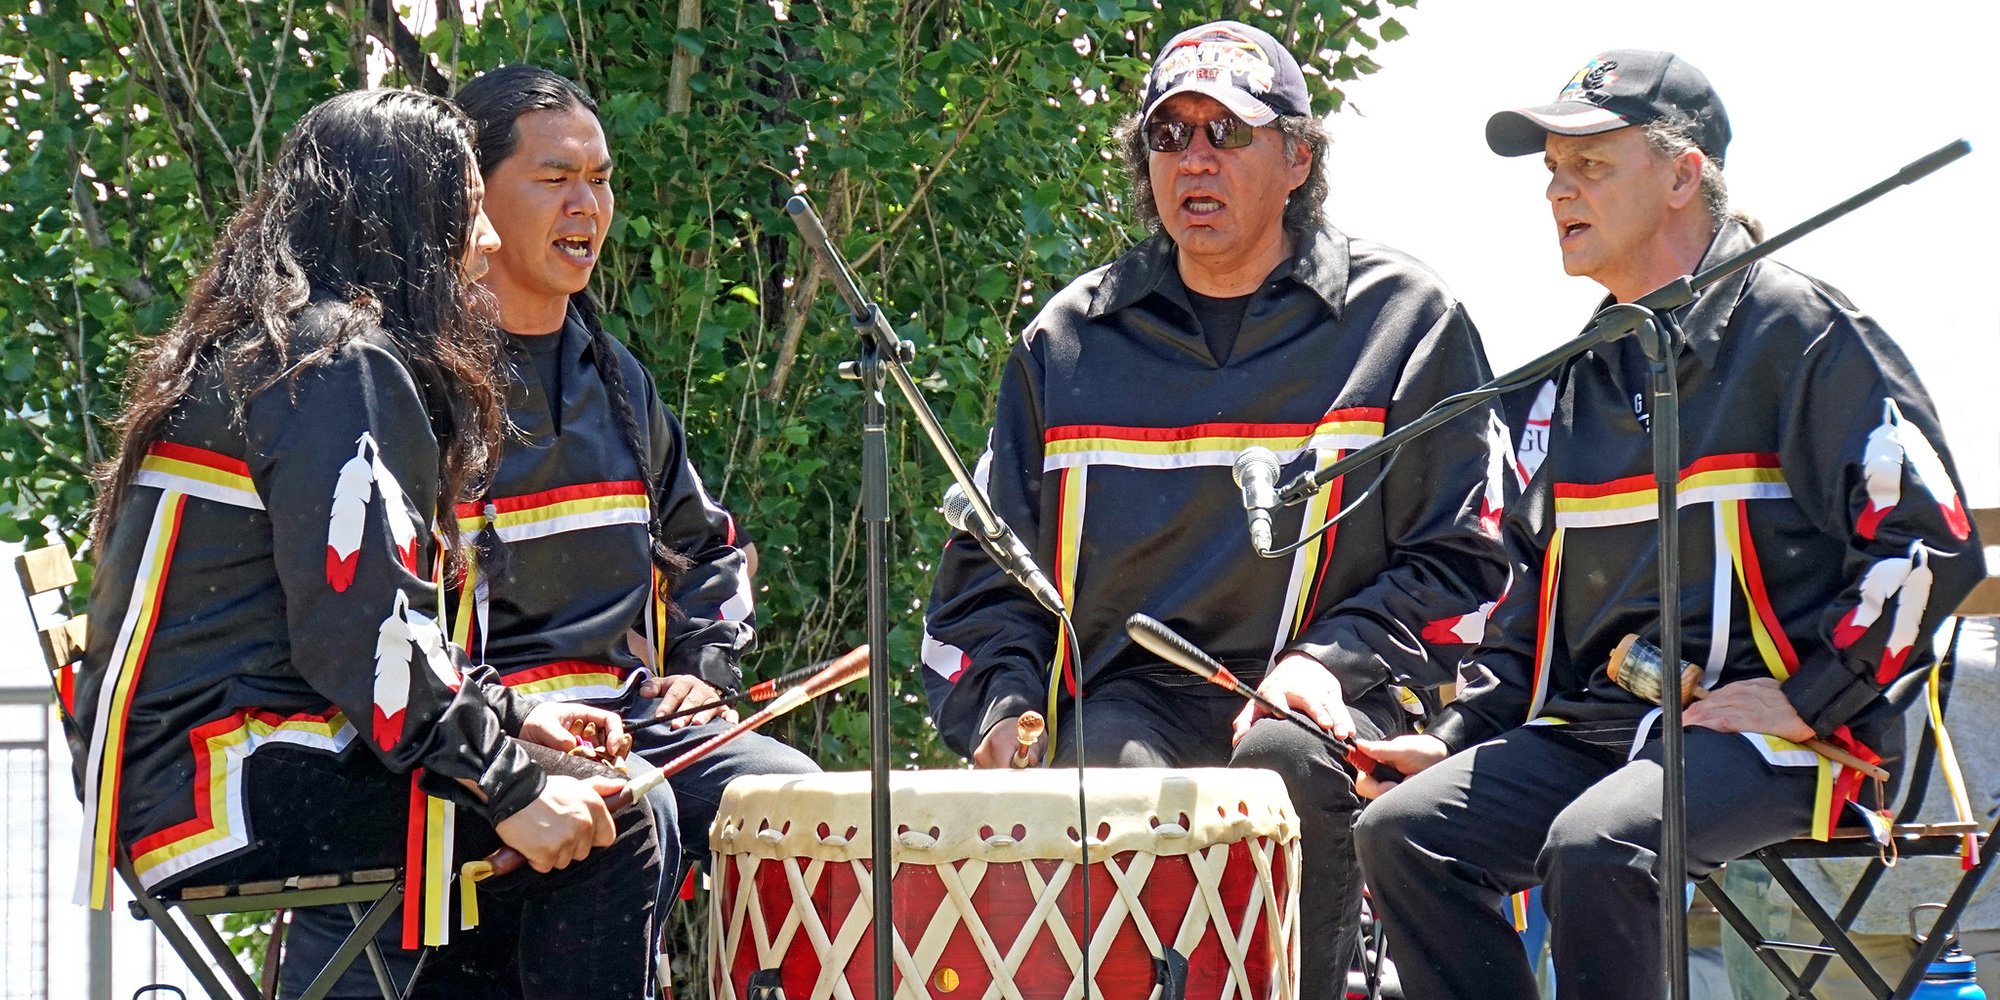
[1557,57,1619,105]
[1148,30,1277,96]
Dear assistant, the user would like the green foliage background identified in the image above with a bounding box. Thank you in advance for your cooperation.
[1,0,1411,985]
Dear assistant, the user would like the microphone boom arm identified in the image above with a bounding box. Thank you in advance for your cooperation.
[1274,138,1972,507]
[787,196,1009,541]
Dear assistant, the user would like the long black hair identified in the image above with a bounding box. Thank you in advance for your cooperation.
[94,89,505,572]
[455,65,690,589]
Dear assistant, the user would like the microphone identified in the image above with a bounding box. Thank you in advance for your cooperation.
[1232,446,1280,555]
[1124,613,1403,784]
[941,483,1068,615]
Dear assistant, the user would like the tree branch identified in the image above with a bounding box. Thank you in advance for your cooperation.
[9,410,93,481]
[136,2,250,199]
[666,0,701,115]
[356,0,449,94]
[762,167,837,402]
[849,46,1022,271]
[126,5,230,216]
[68,163,156,305]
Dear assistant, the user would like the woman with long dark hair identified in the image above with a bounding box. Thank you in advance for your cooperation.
[75,88,658,998]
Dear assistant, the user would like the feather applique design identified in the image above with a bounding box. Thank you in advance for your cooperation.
[921,631,969,683]
[1423,599,1499,646]
[1833,552,1915,650]
[327,433,425,590]
[370,449,422,573]
[1858,399,1971,541]
[1479,411,1510,538]
[1857,400,1904,540]
[326,437,377,591]
[1891,405,1972,540]
[1877,545,1935,683]
[403,601,462,694]
[372,591,415,751]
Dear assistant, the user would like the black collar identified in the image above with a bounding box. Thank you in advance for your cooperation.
[1671,218,1757,370]
[1581,219,1755,371]
[502,300,600,364]
[1086,225,1352,320]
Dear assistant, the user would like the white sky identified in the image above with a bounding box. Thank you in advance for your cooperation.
[1325,0,2000,502]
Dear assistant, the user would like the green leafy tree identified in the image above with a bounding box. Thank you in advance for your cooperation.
[1,0,1414,986]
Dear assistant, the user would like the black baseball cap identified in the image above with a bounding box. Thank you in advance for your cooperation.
[1486,50,1731,165]
[1140,20,1312,127]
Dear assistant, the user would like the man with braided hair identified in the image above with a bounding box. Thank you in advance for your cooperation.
[282,66,817,996]
[449,63,817,873]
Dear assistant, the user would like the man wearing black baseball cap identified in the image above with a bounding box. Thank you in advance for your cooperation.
[923,19,1509,997]
[1354,50,1981,999]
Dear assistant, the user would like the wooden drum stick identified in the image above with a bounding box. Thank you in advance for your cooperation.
[1010,711,1045,768]
[1606,634,1889,782]
[467,645,869,883]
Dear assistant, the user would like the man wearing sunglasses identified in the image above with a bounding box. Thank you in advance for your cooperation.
[922,19,1509,996]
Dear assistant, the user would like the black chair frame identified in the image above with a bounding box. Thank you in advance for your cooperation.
[16,543,409,1000]
[1699,618,1997,1000]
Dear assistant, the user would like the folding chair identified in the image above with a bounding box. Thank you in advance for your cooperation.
[1698,506,2000,1000]
[16,542,408,1000]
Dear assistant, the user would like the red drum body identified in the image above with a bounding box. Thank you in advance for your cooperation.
[709,769,1300,1000]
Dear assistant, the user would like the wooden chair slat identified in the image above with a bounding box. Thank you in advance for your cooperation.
[15,544,77,596]
[38,617,87,672]
[1972,506,2000,544]
[1960,577,2000,618]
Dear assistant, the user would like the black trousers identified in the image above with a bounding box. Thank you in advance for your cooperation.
[207,740,660,1000]
[281,722,816,997]
[1048,672,1408,1000]
[1353,725,1822,1000]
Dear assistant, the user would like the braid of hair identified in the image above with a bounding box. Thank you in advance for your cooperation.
[575,294,692,609]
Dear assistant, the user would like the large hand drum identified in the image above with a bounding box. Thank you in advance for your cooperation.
[708,768,1300,1000]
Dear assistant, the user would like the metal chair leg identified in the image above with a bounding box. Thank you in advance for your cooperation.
[181,904,268,1000]
[1796,857,1888,990]
[261,910,290,999]
[1762,855,1894,999]
[119,857,257,1000]
[1697,875,1820,1000]
[295,880,405,1000]
[346,898,405,1000]
[1890,816,2000,1000]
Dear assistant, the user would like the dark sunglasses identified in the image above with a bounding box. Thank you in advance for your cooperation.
[1144,115,1256,153]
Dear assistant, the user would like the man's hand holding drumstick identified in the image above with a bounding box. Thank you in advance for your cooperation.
[974,711,1047,769]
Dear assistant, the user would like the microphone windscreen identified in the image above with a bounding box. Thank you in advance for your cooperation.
[940,483,975,532]
[1125,613,1223,681]
[1232,446,1280,489]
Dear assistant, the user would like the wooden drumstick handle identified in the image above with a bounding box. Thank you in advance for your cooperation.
[1607,634,1889,782]
[1125,613,1402,784]
[1010,711,1045,768]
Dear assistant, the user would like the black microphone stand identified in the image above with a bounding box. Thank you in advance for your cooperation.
[786,195,1074,1000]
[1266,139,1969,1000]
